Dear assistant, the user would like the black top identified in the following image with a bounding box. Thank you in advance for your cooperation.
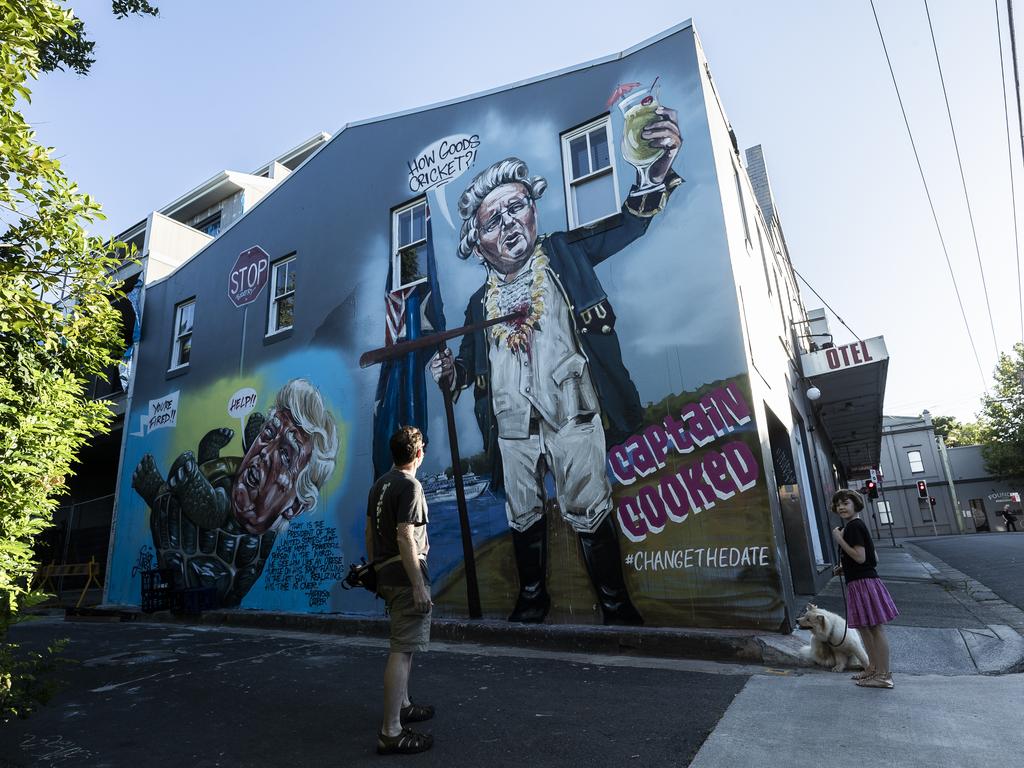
[841,518,878,582]
[366,468,430,587]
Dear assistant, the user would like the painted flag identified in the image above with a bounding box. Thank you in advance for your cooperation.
[371,204,446,478]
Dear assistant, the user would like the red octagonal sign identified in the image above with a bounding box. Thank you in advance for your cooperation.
[228,245,270,308]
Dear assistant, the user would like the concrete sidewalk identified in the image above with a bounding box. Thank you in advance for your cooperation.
[689,672,1024,768]
[690,544,1024,767]
[90,541,1024,676]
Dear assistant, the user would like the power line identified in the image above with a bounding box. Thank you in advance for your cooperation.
[1007,0,1024,346]
[924,0,1000,357]
[791,266,860,341]
[868,0,989,390]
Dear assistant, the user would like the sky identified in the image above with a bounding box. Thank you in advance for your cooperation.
[24,0,1024,423]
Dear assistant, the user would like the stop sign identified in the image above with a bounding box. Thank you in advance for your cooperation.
[228,246,270,308]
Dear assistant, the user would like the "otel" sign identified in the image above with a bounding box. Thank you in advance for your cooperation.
[228,246,270,308]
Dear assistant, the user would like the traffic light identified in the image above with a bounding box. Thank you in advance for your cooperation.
[865,479,879,500]
[930,496,936,507]
[917,480,928,499]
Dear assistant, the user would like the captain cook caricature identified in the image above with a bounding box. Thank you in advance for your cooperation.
[432,99,682,625]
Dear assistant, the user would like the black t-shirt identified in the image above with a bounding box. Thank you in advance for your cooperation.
[841,517,878,582]
[366,468,430,587]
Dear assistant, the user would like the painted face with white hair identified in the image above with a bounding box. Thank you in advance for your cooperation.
[474,182,538,277]
[231,408,313,534]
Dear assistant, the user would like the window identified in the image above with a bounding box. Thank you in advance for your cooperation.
[921,496,934,523]
[907,450,924,473]
[193,212,222,237]
[269,256,296,334]
[170,299,194,369]
[734,166,751,244]
[877,501,893,526]
[561,117,619,228]
[392,199,428,291]
[755,224,771,295]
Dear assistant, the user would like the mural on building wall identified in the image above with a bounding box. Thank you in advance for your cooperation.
[128,378,340,606]
[108,30,788,629]
[368,77,781,629]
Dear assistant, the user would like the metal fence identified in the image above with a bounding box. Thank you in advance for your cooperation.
[36,493,114,595]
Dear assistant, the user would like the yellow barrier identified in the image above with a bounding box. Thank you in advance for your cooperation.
[34,557,104,608]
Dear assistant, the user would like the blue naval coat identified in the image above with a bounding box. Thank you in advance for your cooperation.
[452,172,681,465]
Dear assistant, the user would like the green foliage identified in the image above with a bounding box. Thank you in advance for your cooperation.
[1,0,128,717]
[980,343,1024,480]
[0,629,68,722]
[931,414,985,448]
[36,0,158,75]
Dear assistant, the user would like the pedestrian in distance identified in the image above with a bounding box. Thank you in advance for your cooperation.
[830,488,900,689]
[1002,504,1019,532]
[365,426,435,754]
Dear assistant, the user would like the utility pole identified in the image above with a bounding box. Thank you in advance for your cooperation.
[935,433,964,534]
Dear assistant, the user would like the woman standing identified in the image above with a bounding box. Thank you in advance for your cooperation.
[831,488,900,689]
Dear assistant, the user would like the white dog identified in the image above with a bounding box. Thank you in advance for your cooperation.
[796,603,868,672]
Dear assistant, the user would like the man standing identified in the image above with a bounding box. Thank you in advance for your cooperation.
[432,105,681,625]
[366,426,434,755]
[1002,504,1019,532]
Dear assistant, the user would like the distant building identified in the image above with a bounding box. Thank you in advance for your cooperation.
[99,21,888,631]
[871,411,1022,537]
[947,444,1022,532]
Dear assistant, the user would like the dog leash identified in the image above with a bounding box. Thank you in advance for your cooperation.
[827,524,850,648]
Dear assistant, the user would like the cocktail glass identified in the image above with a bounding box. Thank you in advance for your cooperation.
[618,86,665,196]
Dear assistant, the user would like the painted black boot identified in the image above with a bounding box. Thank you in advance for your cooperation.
[507,518,550,623]
[579,517,644,626]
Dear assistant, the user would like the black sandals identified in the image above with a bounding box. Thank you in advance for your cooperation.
[400,700,435,724]
[377,727,433,755]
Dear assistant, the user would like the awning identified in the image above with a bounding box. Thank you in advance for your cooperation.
[800,336,889,474]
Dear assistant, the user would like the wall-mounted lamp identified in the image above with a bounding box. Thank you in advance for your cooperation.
[807,385,821,401]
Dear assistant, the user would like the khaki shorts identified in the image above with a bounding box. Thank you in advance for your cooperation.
[379,585,432,653]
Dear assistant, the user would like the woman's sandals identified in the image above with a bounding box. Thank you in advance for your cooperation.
[855,674,894,689]
[850,669,876,680]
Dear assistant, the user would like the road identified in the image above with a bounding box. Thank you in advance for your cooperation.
[910,533,1024,611]
[1,618,750,768]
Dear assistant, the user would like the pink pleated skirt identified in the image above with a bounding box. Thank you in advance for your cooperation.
[846,577,899,628]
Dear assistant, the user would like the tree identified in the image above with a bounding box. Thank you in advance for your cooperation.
[37,1,159,76]
[980,343,1024,481]
[931,414,985,447]
[1,0,149,720]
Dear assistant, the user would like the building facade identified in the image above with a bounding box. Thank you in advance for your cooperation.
[871,411,1022,537]
[101,22,887,631]
[39,135,331,584]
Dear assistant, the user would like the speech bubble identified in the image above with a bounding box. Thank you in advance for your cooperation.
[228,387,258,420]
[406,133,481,228]
[228,387,258,438]
[131,390,180,436]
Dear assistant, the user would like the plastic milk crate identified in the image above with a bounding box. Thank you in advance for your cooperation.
[174,586,219,616]
[140,568,176,613]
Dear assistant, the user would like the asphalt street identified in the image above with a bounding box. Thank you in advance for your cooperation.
[1,619,750,768]
[910,533,1024,611]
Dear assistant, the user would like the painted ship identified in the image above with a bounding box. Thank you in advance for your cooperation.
[422,472,490,504]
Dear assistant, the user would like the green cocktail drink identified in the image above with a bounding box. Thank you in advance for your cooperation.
[622,101,663,168]
[617,86,665,194]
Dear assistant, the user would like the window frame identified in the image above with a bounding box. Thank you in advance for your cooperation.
[268,254,297,336]
[907,450,925,473]
[391,197,429,293]
[560,115,620,229]
[876,500,893,526]
[169,298,195,371]
[193,211,222,238]
[734,164,752,246]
